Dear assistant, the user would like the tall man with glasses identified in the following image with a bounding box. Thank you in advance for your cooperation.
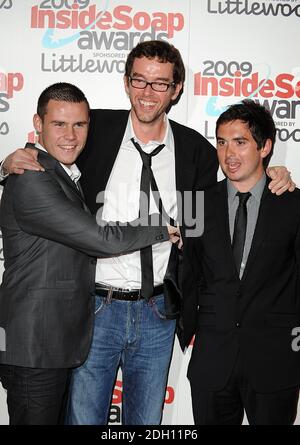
[2,41,295,425]
[66,40,216,426]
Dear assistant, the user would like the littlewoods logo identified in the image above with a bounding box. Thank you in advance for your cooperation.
[207,0,300,17]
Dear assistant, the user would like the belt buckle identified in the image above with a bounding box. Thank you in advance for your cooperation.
[127,289,141,301]
[107,286,113,303]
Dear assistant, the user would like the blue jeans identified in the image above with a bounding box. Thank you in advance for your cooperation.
[65,294,176,425]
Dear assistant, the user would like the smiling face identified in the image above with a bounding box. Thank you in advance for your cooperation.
[124,56,182,127]
[33,99,89,167]
[216,119,272,191]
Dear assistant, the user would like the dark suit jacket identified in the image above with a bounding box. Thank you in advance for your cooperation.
[76,109,218,318]
[0,149,168,368]
[182,179,300,393]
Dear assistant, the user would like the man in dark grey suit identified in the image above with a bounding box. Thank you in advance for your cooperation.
[0,82,172,425]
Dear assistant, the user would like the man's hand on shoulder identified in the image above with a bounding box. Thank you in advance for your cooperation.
[267,165,296,195]
[2,147,44,175]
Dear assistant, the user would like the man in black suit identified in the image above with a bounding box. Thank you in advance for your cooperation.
[0,82,172,425]
[1,42,295,425]
[182,100,300,425]
[2,41,218,425]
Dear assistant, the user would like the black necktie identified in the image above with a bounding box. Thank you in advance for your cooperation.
[232,191,251,275]
[75,179,84,197]
[131,138,166,300]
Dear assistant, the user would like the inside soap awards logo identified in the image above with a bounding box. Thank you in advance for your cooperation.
[0,71,24,135]
[194,60,300,142]
[31,0,185,74]
[206,0,300,17]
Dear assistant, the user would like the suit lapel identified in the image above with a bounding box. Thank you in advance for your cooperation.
[93,110,130,193]
[54,163,89,211]
[241,185,272,282]
[170,120,199,226]
[36,148,89,212]
[170,120,196,194]
[215,180,240,278]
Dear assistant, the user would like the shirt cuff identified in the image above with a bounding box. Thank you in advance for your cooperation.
[0,158,9,181]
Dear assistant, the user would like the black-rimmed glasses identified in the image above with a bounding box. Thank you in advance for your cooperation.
[128,76,175,92]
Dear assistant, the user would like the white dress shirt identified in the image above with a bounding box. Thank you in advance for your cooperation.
[36,142,81,184]
[96,114,177,289]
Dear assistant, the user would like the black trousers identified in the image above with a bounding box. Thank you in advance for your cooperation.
[0,364,70,425]
[190,355,299,425]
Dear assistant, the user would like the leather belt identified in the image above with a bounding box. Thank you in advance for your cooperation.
[94,284,164,301]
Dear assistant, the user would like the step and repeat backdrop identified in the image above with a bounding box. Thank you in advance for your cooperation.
[0,0,299,425]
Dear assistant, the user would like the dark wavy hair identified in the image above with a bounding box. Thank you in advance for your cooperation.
[125,40,185,87]
[216,99,276,167]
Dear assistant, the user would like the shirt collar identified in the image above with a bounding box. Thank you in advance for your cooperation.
[227,173,266,204]
[123,113,173,154]
[35,142,81,183]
